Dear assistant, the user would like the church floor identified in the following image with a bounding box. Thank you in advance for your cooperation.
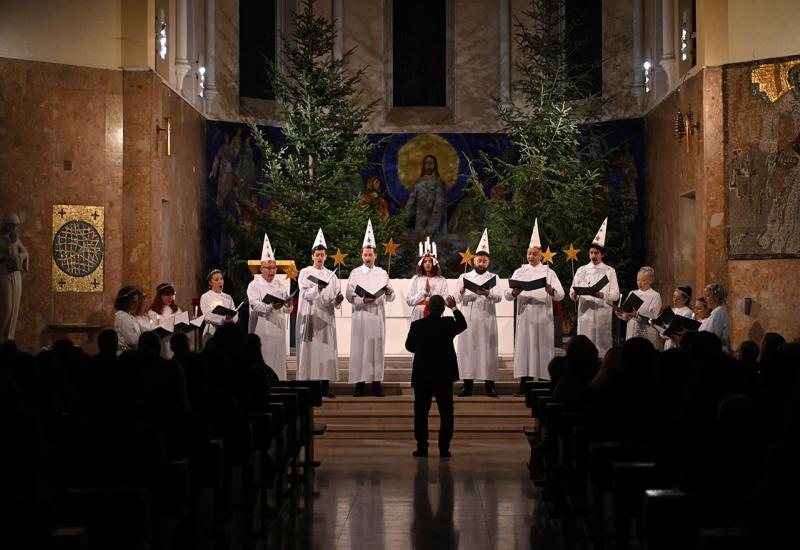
[263,439,576,550]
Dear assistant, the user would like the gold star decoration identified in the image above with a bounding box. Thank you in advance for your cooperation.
[383,238,399,256]
[331,248,348,268]
[541,246,557,264]
[458,247,474,267]
[563,243,580,262]
[283,263,299,280]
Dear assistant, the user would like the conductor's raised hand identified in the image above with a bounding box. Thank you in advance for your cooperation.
[445,295,457,309]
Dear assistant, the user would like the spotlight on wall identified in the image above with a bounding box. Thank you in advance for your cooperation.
[673,108,700,153]
[156,117,172,157]
[643,61,652,93]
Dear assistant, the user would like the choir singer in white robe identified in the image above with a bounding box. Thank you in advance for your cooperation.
[296,229,343,398]
[406,236,448,321]
[505,220,565,394]
[569,220,620,356]
[247,245,293,380]
[200,269,238,347]
[456,229,502,397]
[616,266,662,346]
[346,219,395,397]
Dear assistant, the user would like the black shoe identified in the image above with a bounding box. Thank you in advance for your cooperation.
[324,391,336,399]
[440,450,452,458]
[353,383,365,397]
[413,449,428,458]
[513,391,525,397]
[458,387,472,397]
[486,388,499,398]
[372,382,385,397]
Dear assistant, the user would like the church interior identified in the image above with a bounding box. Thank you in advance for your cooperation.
[1,0,799,548]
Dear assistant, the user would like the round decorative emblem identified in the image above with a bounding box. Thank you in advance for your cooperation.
[52,220,105,277]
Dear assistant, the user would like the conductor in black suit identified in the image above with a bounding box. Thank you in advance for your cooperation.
[405,294,467,458]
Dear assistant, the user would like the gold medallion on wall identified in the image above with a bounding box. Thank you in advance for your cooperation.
[397,134,460,191]
[51,205,105,292]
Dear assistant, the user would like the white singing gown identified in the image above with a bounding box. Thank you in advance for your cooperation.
[346,265,395,383]
[456,269,502,381]
[247,276,293,380]
[405,274,449,321]
[148,306,184,359]
[200,290,238,347]
[569,261,620,356]
[505,263,565,380]
[622,288,662,346]
[296,266,341,381]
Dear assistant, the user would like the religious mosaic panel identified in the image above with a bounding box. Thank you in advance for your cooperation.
[51,205,105,292]
[726,59,800,258]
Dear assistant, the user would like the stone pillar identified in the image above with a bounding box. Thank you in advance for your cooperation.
[174,0,191,95]
[632,0,646,109]
[659,0,676,88]
[204,0,219,115]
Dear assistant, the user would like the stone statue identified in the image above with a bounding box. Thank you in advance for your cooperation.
[405,154,447,237]
[0,213,29,342]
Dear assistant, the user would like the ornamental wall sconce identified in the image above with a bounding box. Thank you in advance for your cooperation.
[673,108,700,154]
[156,117,172,157]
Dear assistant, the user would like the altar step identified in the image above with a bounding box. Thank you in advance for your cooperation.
[313,395,531,440]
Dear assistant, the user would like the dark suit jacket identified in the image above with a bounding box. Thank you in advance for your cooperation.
[405,309,467,389]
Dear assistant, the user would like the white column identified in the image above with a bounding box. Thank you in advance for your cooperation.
[174,0,191,94]
[204,0,219,115]
[659,0,676,88]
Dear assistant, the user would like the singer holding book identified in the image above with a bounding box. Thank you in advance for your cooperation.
[616,266,662,346]
[505,220,565,394]
[148,282,182,358]
[247,237,293,380]
[200,269,238,346]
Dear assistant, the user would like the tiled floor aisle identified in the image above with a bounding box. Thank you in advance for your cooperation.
[264,439,575,550]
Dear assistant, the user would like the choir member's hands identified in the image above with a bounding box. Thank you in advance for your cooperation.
[511,287,522,297]
[386,287,394,297]
[335,292,344,305]
[225,313,236,321]
[445,295,457,309]
[459,286,466,295]
[318,283,327,291]
[363,297,376,304]
[593,292,604,299]
[477,289,490,297]
[545,284,554,296]
[273,301,284,309]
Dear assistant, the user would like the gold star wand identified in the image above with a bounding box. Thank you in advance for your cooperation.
[382,238,399,277]
[458,247,474,274]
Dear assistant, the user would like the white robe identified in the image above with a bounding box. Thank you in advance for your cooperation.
[456,270,501,381]
[148,306,184,359]
[346,265,395,383]
[296,266,341,381]
[200,290,238,346]
[703,305,731,353]
[622,288,662,346]
[504,263,565,379]
[569,262,620,356]
[115,310,142,354]
[405,274,449,321]
[662,305,693,351]
[247,276,293,380]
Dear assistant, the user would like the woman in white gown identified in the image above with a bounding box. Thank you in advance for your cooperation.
[616,266,662,346]
[200,269,238,347]
[406,239,448,321]
[662,286,694,351]
[148,282,182,358]
[114,286,143,354]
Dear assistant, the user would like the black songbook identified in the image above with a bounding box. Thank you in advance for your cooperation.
[354,285,387,300]
[509,277,547,292]
[662,315,701,337]
[154,315,175,337]
[263,288,298,305]
[307,270,336,286]
[573,275,609,296]
[614,292,643,314]
[173,311,198,331]
[647,307,675,327]
[211,302,244,316]
[463,276,498,294]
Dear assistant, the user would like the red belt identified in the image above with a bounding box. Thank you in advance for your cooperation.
[418,299,430,317]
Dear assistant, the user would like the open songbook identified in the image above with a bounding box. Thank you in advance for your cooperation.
[155,311,204,335]
[262,288,298,305]
[613,292,644,314]
[463,276,497,294]
[307,268,338,287]
[508,277,547,292]
[354,285,388,300]
[642,307,675,327]
[659,314,701,337]
[210,301,245,316]
[573,275,609,296]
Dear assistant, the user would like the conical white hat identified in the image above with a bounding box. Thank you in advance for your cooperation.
[592,218,608,248]
[260,233,276,262]
[528,219,541,249]
[362,218,376,249]
[476,228,490,255]
[312,228,327,250]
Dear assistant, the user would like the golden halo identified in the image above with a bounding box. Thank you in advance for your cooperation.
[397,134,460,191]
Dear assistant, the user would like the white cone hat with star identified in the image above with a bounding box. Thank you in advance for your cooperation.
[528,218,542,249]
[476,228,490,255]
[260,233,276,262]
[592,218,608,248]
[362,218,376,249]
[312,228,327,250]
